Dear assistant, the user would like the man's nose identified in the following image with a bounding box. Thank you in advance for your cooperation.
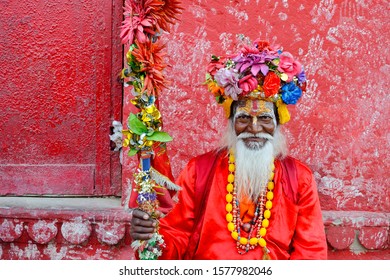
[248,117,263,133]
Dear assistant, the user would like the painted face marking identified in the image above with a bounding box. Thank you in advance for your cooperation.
[235,100,275,125]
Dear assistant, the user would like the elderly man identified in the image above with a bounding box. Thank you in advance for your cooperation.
[130,39,327,260]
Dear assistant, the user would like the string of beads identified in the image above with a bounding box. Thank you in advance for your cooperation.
[226,149,275,257]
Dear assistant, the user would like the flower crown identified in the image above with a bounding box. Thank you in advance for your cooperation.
[205,39,307,124]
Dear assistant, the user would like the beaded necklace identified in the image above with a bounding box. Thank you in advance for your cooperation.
[226,149,274,258]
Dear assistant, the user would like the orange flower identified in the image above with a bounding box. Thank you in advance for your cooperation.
[207,80,224,96]
[131,41,167,95]
[153,0,184,32]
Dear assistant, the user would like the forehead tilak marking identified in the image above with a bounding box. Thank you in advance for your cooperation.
[236,100,273,116]
[235,100,275,126]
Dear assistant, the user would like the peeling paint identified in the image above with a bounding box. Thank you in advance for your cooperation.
[28,220,58,244]
[9,243,41,260]
[0,219,23,242]
[349,230,367,255]
[95,222,125,245]
[61,217,91,245]
[319,176,363,208]
[43,243,68,260]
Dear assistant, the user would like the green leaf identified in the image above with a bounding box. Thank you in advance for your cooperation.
[146,131,173,142]
[128,148,138,157]
[146,129,154,136]
[128,113,148,135]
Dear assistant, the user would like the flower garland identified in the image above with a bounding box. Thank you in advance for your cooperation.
[226,149,274,259]
[205,39,307,124]
[120,0,183,260]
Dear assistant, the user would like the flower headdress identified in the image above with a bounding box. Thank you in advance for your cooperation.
[205,39,307,124]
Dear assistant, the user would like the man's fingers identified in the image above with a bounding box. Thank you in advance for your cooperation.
[132,209,150,220]
[132,218,156,229]
[131,232,154,240]
[130,209,159,241]
[130,220,156,240]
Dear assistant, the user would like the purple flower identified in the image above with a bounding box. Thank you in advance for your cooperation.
[137,192,157,203]
[297,68,306,84]
[281,82,302,105]
[233,51,278,76]
[214,68,242,100]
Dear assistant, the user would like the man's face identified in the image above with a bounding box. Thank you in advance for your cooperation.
[234,99,276,149]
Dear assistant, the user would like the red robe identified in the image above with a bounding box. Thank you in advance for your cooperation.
[158,150,327,260]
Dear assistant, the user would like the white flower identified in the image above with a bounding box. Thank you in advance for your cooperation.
[109,120,123,151]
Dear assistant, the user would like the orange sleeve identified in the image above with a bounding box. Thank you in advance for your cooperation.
[158,158,197,259]
[289,164,328,259]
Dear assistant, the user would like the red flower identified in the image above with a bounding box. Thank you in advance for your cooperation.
[263,72,281,97]
[120,0,158,45]
[238,74,258,94]
[253,40,271,51]
[207,58,225,76]
[240,44,260,56]
[132,41,167,95]
[120,0,183,45]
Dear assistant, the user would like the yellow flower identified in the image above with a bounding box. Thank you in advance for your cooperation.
[146,105,161,119]
[122,130,132,147]
[141,113,152,123]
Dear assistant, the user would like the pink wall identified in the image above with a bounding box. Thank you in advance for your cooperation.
[122,0,389,258]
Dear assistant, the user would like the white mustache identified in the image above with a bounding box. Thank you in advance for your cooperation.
[237,132,274,140]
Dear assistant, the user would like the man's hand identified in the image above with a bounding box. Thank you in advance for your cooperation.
[130,209,160,240]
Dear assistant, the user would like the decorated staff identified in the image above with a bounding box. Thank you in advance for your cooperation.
[120,0,183,260]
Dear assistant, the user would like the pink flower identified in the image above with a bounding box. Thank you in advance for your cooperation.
[120,1,157,45]
[238,75,258,94]
[214,68,242,100]
[240,44,260,56]
[277,52,302,82]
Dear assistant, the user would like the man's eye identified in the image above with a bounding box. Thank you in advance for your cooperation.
[259,115,272,120]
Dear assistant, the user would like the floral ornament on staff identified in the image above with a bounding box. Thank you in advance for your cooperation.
[205,39,307,124]
[120,0,183,260]
[120,0,183,45]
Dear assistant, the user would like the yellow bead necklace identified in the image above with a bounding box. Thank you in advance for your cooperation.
[226,149,274,257]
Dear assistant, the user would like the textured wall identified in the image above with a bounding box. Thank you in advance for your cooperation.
[123,0,389,215]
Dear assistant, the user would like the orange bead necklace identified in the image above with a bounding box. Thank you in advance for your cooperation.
[226,149,274,258]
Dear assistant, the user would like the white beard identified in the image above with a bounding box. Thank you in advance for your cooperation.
[220,122,288,202]
[235,139,274,201]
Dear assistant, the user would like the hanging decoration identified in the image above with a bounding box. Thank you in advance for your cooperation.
[120,0,183,260]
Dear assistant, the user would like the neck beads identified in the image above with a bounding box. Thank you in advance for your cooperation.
[225,149,274,258]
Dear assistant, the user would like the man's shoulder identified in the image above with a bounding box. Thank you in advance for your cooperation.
[279,155,313,175]
[192,149,227,163]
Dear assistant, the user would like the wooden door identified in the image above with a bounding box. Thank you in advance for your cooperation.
[0,0,123,196]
